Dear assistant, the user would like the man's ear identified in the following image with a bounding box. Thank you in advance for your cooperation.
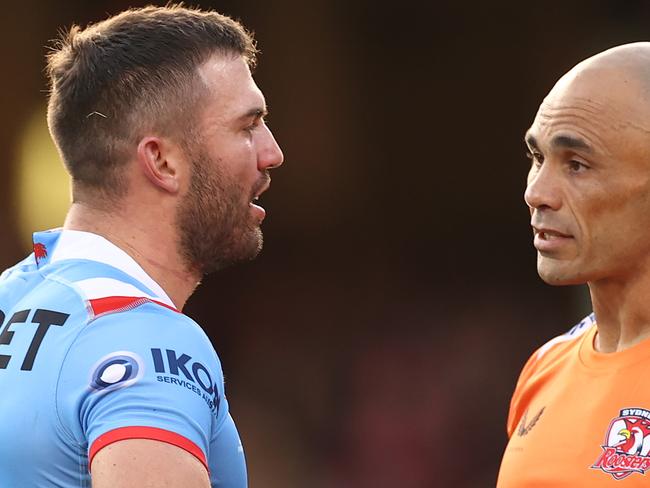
[136,137,181,194]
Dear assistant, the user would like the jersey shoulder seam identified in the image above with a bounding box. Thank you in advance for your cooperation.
[535,313,595,361]
[42,273,94,449]
[46,273,179,446]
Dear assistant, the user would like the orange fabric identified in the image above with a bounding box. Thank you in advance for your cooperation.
[498,321,650,486]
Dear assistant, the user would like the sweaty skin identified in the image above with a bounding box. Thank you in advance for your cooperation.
[524,43,650,353]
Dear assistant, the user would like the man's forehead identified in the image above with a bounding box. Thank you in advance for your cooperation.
[199,54,250,87]
[526,65,650,146]
[543,63,650,124]
[197,54,266,115]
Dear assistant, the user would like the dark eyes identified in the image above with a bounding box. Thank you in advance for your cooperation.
[244,121,259,132]
[525,150,544,165]
[525,150,588,173]
[244,117,268,133]
[568,160,588,173]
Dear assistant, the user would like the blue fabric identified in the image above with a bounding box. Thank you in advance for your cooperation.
[0,230,247,487]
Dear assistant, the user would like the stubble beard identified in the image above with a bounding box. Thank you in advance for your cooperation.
[177,148,263,276]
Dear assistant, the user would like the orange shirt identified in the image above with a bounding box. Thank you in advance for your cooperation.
[498,314,650,487]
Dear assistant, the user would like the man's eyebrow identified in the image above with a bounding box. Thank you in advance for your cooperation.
[240,107,268,120]
[551,134,592,152]
[524,133,538,150]
[524,133,593,153]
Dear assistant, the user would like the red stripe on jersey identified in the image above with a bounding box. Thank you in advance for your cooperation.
[88,426,208,472]
[89,296,179,317]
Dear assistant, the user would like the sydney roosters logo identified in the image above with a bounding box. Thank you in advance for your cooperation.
[33,243,47,262]
[592,408,650,480]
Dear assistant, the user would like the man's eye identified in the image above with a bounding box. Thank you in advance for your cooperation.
[525,150,544,165]
[245,118,266,133]
[568,160,587,172]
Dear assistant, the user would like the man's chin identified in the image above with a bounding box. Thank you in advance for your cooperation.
[537,258,588,286]
[200,229,263,275]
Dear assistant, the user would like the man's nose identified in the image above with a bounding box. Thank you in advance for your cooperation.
[258,125,284,170]
[524,163,562,211]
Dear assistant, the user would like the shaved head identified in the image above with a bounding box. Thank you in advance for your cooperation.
[572,42,650,80]
[524,42,650,286]
[535,42,650,142]
[541,43,650,135]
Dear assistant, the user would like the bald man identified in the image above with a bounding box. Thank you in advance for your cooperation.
[498,43,650,486]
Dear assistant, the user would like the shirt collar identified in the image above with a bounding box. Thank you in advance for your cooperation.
[32,228,175,308]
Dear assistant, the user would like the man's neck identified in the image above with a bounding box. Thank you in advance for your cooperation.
[63,201,200,310]
[590,269,650,353]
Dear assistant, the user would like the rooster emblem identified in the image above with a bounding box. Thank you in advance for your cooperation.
[33,243,48,262]
[592,409,650,480]
[612,418,650,456]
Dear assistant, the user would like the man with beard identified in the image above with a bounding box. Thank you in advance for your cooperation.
[498,43,650,486]
[0,5,283,488]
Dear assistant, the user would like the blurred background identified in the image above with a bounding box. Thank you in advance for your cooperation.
[1,1,648,486]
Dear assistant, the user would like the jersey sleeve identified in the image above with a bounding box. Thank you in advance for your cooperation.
[505,347,542,438]
[55,302,225,472]
[505,314,595,437]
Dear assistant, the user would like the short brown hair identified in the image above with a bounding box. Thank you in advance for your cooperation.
[46,4,257,197]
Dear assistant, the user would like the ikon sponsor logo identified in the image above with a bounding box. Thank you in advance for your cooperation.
[592,408,650,480]
[151,348,220,412]
[89,351,144,394]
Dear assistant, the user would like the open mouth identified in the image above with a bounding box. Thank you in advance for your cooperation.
[533,226,573,252]
[250,177,270,208]
[248,180,270,222]
[538,230,571,240]
[250,196,264,211]
[532,224,572,240]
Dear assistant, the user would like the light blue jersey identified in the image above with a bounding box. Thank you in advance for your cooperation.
[0,229,247,487]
